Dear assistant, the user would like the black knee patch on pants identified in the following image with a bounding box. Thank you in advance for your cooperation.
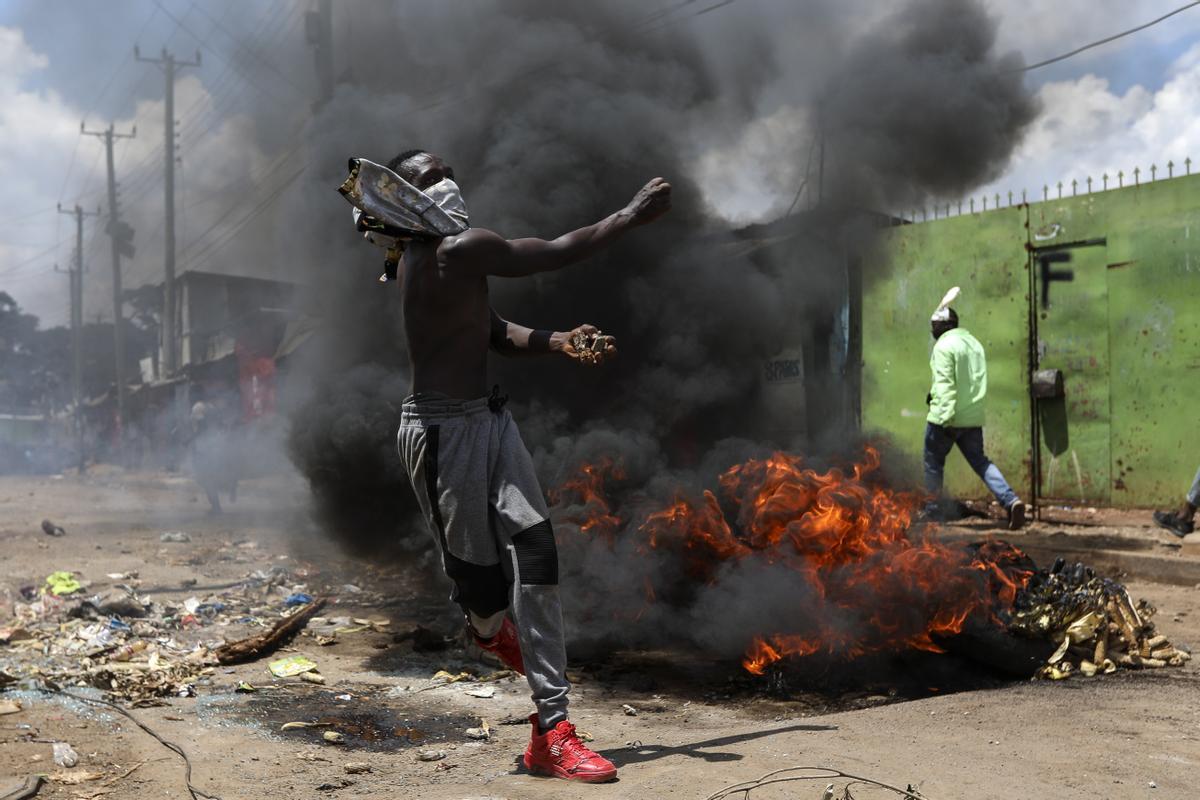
[444,555,510,617]
[511,519,559,585]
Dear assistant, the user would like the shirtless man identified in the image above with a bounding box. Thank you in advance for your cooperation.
[389,150,671,782]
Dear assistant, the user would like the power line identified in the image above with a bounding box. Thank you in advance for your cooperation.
[56,5,161,207]
[0,238,72,278]
[1021,1,1200,71]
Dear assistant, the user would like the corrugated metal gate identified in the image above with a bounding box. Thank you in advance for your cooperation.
[862,172,1200,508]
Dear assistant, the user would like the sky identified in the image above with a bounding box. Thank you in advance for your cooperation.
[2,0,1200,327]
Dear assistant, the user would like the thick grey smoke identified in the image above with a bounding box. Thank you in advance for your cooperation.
[273,0,1038,657]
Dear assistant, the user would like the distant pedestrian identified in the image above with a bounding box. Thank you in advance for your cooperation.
[923,287,1027,529]
[1152,468,1200,537]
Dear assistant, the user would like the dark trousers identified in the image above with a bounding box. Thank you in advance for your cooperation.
[923,423,1018,508]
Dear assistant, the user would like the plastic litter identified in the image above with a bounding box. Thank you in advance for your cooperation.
[160,531,191,543]
[284,593,314,607]
[269,654,319,678]
[44,572,82,596]
[52,742,79,768]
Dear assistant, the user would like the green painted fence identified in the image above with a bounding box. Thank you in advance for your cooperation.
[862,172,1200,508]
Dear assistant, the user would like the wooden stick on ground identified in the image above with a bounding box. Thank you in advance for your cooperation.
[214,598,328,665]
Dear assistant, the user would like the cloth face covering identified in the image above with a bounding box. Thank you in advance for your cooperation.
[338,158,471,281]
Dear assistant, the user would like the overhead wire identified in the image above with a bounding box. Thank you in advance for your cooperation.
[1019,1,1200,71]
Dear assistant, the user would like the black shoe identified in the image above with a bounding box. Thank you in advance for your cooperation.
[1007,500,1027,530]
[1153,510,1193,538]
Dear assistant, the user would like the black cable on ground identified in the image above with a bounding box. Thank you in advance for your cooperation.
[37,687,221,800]
[705,765,931,800]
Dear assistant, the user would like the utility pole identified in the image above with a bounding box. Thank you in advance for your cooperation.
[81,121,136,444]
[135,45,199,376]
[57,202,100,473]
[307,0,334,108]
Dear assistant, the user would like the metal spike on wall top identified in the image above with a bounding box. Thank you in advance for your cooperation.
[1150,164,1157,181]
[1134,166,1140,185]
[1118,170,1124,187]
[1071,179,1077,196]
[1087,176,1093,193]
[1168,160,1174,178]
[1185,156,1191,175]
[1057,181,1063,199]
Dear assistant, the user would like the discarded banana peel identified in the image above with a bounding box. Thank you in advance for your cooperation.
[1013,557,1190,680]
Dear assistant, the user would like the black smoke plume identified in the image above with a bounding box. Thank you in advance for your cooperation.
[280,0,1038,655]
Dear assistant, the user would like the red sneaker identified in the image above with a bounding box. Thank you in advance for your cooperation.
[472,617,525,675]
[523,714,617,783]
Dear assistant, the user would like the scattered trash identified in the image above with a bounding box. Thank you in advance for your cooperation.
[299,671,327,685]
[343,762,371,774]
[322,730,346,744]
[464,686,495,699]
[340,584,362,594]
[269,654,319,678]
[0,699,22,715]
[159,531,191,543]
[1015,559,1192,679]
[431,670,473,684]
[0,626,33,645]
[43,571,82,596]
[416,749,447,762]
[622,704,638,716]
[41,519,66,537]
[281,721,330,732]
[465,719,492,741]
[284,593,314,607]
[235,681,258,693]
[52,742,79,768]
[46,770,103,785]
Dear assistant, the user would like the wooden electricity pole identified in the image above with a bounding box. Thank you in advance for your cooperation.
[135,45,199,376]
[81,121,136,442]
[57,202,100,472]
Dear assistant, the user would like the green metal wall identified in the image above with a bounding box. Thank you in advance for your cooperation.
[862,173,1200,508]
[863,206,1031,501]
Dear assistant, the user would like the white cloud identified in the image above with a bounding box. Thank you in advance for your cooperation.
[977,42,1200,202]
[0,25,284,328]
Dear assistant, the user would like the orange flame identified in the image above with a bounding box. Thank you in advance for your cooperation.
[551,446,1034,674]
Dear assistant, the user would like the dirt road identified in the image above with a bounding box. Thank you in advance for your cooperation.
[1,471,1197,799]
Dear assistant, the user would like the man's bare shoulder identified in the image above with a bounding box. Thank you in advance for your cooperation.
[438,227,509,267]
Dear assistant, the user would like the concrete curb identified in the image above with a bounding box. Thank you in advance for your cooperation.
[935,526,1200,587]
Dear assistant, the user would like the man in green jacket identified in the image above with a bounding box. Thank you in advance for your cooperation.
[924,292,1026,529]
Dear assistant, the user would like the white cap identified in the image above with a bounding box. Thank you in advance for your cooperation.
[931,286,960,322]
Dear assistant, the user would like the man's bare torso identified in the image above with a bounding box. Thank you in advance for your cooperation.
[401,238,491,399]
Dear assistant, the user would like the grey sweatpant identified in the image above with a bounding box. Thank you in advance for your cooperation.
[397,394,570,728]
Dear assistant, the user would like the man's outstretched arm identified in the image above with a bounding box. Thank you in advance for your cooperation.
[489,308,617,364]
[440,178,671,278]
